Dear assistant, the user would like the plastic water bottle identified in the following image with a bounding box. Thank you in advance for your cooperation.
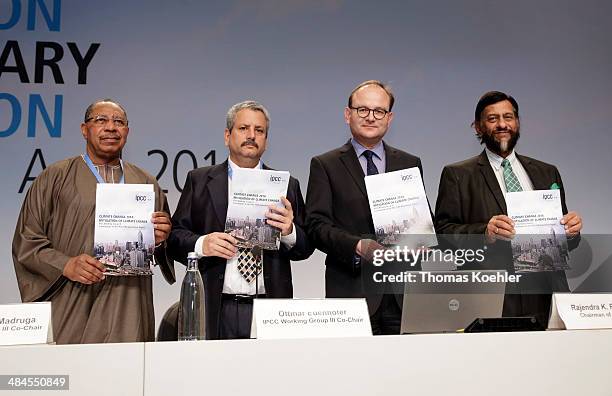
[178,252,206,340]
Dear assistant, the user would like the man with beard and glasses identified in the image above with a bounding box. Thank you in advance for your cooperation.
[12,99,175,344]
[434,90,582,325]
[167,100,313,339]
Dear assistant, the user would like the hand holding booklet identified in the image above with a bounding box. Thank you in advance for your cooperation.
[506,189,570,273]
[225,168,290,250]
[94,184,156,276]
[364,167,437,250]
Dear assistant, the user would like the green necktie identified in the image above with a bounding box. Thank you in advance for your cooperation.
[501,159,523,192]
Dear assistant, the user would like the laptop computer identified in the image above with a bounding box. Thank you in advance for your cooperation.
[400,270,506,334]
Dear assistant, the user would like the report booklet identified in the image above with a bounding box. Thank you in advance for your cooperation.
[506,189,570,273]
[94,184,155,275]
[225,168,290,250]
[364,167,437,249]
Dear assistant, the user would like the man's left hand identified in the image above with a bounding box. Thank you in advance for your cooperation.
[152,212,172,244]
[266,196,294,236]
[561,211,582,237]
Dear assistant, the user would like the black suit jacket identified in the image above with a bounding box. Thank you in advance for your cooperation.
[306,140,423,311]
[167,160,313,339]
[434,150,575,324]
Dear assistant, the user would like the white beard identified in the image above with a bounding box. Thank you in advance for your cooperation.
[499,139,509,153]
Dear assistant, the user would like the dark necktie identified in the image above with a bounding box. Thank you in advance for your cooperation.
[363,150,379,176]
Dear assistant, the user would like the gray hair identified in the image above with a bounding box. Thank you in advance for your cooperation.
[84,98,128,123]
[226,100,270,134]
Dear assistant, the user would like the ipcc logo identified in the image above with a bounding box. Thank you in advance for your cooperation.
[269,175,283,184]
[135,195,149,202]
[542,193,554,200]
[401,174,414,182]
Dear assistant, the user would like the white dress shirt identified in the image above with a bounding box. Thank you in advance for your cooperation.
[485,148,534,194]
[194,158,297,295]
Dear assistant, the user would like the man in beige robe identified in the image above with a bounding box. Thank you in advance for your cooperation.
[12,99,175,344]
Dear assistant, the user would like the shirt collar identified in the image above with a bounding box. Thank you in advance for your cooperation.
[485,147,518,170]
[351,138,385,160]
[227,157,262,179]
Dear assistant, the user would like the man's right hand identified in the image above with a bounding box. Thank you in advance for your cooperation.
[203,232,238,259]
[63,254,106,284]
[485,214,515,243]
[356,239,385,261]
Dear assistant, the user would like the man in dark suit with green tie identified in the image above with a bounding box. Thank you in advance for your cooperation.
[434,91,583,325]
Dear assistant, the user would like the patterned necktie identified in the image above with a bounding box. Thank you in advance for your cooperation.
[363,150,379,175]
[237,247,262,283]
[501,159,523,192]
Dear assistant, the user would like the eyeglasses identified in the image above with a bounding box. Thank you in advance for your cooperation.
[349,106,389,120]
[86,115,128,127]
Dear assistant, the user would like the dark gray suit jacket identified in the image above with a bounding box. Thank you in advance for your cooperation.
[167,160,313,339]
[306,140,423,311]
[434,150,575,324]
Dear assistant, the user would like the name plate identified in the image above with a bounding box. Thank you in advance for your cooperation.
[548,293,612,330]
[0,302,53,346]
[251,298,372,339]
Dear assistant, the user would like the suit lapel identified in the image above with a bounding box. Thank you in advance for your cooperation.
[384,142,405,172]
[207,161,229,228]
[517,154,547,190]
[477,150,507,214]
[339,140,368,198]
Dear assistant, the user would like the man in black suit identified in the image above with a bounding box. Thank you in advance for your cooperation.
[306,80,424,335]
[434,91,582,325]
[168,101,313,339]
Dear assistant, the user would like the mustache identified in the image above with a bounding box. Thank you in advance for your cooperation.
[100,134,121,139]
[494,126,515,133]
[241,140,259,148]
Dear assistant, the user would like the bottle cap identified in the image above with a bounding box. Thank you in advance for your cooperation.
[187,252,198,259]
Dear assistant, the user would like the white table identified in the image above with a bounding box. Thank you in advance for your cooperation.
[144,330,612,396]
[2,330,612,395]
[0,342,143,395]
